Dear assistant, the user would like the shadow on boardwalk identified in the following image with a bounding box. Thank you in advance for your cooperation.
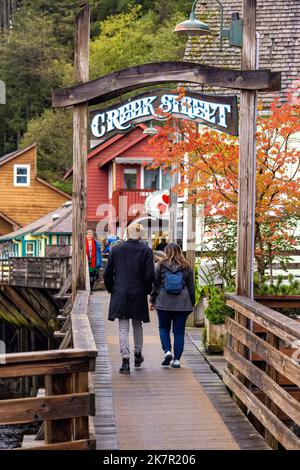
[89,292,269,450]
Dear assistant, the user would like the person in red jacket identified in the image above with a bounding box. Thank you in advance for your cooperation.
[86,230,102,293]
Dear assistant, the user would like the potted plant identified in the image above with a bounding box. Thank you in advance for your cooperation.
[204,287,234,354]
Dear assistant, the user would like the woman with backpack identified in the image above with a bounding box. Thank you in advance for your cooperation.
[150,243,195,369]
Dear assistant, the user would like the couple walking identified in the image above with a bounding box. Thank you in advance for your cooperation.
[104,223,195,374]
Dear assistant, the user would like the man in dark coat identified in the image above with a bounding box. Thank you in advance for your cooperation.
[104,223,155,374]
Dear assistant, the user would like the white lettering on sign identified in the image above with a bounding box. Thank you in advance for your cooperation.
[91,94,232,138]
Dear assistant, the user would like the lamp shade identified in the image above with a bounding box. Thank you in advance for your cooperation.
[174,12,210,37]
[143,125,158,136]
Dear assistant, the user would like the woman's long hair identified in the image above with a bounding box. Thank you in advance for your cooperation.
[161,243,190,270]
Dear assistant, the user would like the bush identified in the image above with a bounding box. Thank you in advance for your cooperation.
[204,288,234,325]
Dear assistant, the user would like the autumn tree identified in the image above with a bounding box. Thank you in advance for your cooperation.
[147,99,300,285]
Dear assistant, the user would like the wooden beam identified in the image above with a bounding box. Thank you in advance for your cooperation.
[224,345,300,428]
[223,369,300,450]
[0,357,91,379]
[72,5,90,297]
[226,316,300,387]
[52,61,281,108]
[226,294,300,341]
[17,439,92,450]
[0,392,91,425]
[3,286,51,335]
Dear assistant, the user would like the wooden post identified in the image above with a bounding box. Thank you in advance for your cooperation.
[45,374,73,444]
[236,0,257,300]
[168,165,178,243]
[72,5,90,299]
[233,0,257,409]
[186,204,196,327]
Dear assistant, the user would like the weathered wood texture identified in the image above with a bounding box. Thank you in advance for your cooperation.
[0,289,97,450]
[225,294,300,449]
[236,0,257,299]
[72,5,90,296]
[52,61,281,108]
[0,257,71,290]
[90,292,268,450]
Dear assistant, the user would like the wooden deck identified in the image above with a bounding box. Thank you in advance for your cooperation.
[89,292,269,450]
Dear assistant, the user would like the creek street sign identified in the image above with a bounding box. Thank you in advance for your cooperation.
[90,89,238,140]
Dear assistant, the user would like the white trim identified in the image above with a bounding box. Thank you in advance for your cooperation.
[14,164,30,187]
[115,157,153,165]
[140,165,144,190]
[108,164,113,199]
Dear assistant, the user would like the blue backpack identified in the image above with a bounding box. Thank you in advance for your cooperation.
[164,268,184,294]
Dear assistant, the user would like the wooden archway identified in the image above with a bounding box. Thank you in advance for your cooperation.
[54,4,281,304]
[53,61,280,108]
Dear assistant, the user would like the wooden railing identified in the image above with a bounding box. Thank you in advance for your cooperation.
[112,188,155,220]
[224,294,300,450]
[0,289,97,450]
[0,257,71,289]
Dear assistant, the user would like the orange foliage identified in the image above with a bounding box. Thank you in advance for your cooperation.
[146,99,300,223]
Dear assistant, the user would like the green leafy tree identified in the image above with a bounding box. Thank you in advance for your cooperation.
[0,10,72,154]
[20,108,73,193]
[90,6,186,78]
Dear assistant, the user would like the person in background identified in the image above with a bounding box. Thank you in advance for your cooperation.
[150,243,195,369]
[86,229,102,293]
[104,223,155,374]
[103,234,119,254]
[155,237,168,252]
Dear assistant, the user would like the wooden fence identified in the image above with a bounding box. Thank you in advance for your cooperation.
[0,257,71,289]
[0,288,97,450]
[224,293,300,450]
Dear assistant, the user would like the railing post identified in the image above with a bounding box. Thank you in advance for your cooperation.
[265,332,280,449]
[45,373,74,444]
[73,372,89,440]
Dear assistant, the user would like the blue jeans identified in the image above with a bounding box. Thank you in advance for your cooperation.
[156,310,189,360]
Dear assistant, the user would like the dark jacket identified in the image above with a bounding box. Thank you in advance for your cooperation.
[151,262,195,313]
[104,239,155,322]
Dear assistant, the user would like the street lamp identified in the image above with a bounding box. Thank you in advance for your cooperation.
[174,0,210,37]
[143,121,158,136]
[174,0,243,50]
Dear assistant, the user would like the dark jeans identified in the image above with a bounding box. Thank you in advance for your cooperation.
[156,310,189,360]
[89,269,98,292]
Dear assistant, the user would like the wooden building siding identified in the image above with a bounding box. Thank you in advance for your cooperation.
[87,160,108,221]
[185,0,300,108]
[0,145,70,233]
[0,216,12,236]
[87,126,151,222]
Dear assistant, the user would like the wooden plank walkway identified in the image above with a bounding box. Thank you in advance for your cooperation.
[89,292,269,450]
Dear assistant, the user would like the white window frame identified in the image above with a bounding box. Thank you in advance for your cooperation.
[25,242,35,257]
[14,164,30,187]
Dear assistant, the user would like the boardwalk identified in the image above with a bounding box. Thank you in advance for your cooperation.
[89,292,269,450]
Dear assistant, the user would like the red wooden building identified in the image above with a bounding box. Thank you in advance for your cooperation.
[65,124,171,239]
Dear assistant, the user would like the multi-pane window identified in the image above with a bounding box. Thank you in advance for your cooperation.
[25,242,35,257]
[124,168,137,189]
[14,165,30,187]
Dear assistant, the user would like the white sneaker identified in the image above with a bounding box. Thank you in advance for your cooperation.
[161,351,173,366]
[171,359,181,368]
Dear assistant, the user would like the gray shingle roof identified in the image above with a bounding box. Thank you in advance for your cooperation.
[0,202,72,242]
[184,0,300,108]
